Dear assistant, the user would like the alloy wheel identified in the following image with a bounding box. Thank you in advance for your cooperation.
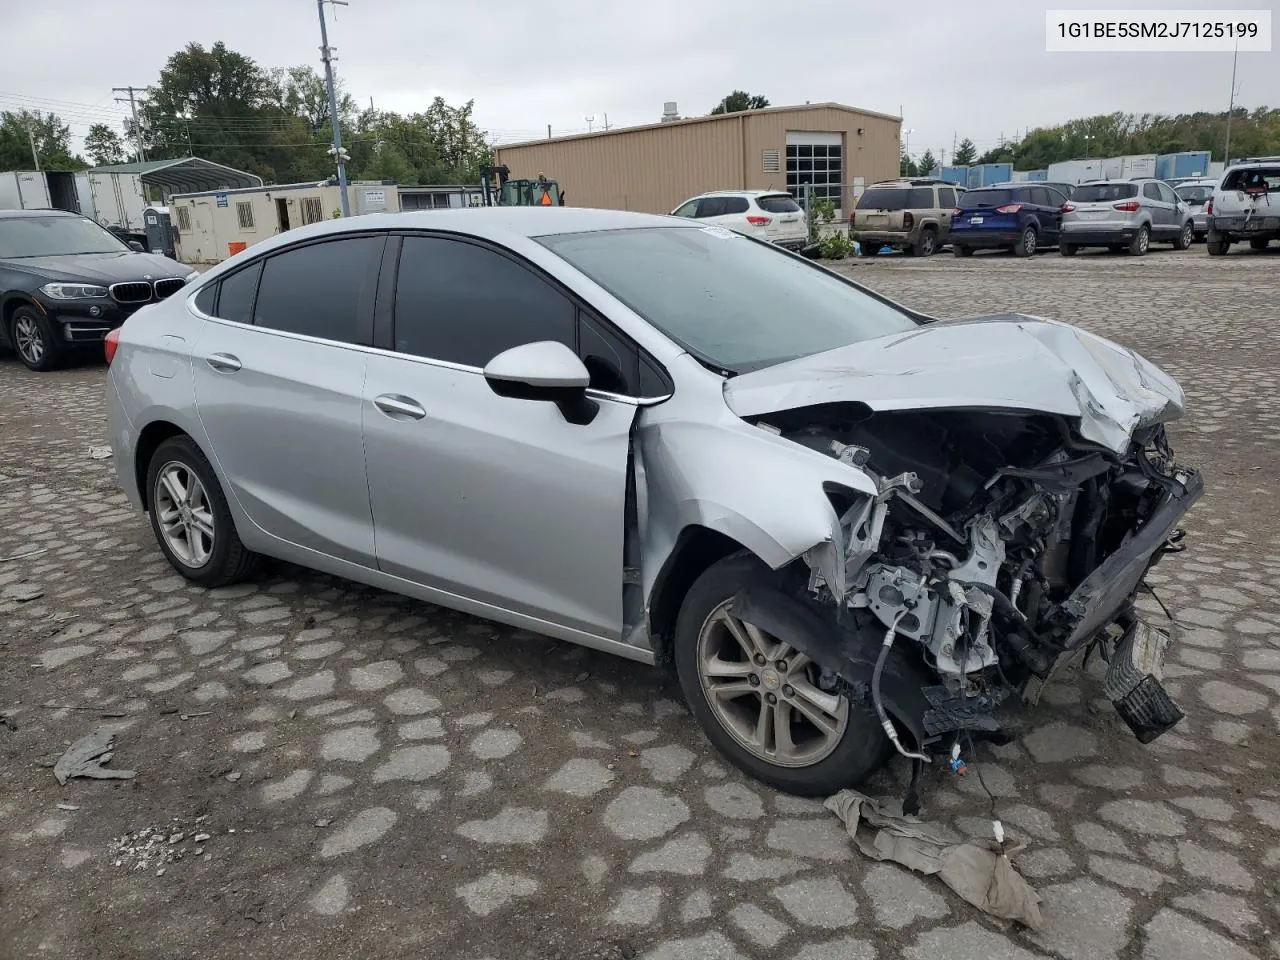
[696,601,849,768]
[154,461,216,568]
[13,315,45,366]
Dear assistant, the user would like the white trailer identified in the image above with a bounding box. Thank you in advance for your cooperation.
[84,170,147,232]
[1047,159,1104,184]
[1119,154,1158,179]
[0,170,53,209]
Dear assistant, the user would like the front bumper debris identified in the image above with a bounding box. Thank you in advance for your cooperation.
[1104,620,1183,743]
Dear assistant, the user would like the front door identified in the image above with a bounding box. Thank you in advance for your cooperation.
[190,234,384,566]
[362,234,634,639]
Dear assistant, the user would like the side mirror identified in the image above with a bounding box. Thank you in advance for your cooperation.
[127,240,145,252]
[483,341,598,424]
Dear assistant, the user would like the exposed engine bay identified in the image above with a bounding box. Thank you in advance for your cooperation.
[744,404,1203,776]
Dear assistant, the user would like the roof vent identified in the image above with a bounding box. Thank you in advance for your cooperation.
[661,101,680,123]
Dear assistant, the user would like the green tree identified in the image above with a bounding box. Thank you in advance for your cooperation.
[365,141,416,184]
[900,150,918,177]
[953,137,977,164]
[84,123,126,165]
[918,149,937,175]
[710,91,770,115]
[0,109,84,170]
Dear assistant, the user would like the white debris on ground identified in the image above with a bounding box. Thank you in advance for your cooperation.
[108,818,217,875]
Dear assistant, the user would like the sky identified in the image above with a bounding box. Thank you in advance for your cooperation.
[3,0,1277,163]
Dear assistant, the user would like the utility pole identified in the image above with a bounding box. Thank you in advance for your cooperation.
[112,86,148,162]
[547,124,552,139]
[1224,41,1239,163]
[602,113,611,131]
[28,125,39,171]
[317,0,351,217]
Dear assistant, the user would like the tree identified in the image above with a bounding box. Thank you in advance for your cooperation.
[0,109,84,170]
[899,150,918,177]
[918,149,937,175]
[953,138,977,164]
[710,91,770,115]
[85,123,126,165]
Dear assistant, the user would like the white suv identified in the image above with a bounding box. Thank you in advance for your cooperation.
[1206,158,1280,256]
[670,190,810,251]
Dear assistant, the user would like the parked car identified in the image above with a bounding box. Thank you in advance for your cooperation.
[105,207,1202,798]
[1205,159,1280,256]
[1173,179,1217,241]
[848,178,963,257]
[1059,179,1194,256]
[950,184,1069,257]
[670,190,809,251]
[0,209,195,372]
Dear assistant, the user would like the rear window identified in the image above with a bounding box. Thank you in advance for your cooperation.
[858,188,910,210]
[957,189,1013,209]
[1175,185,1212,203]
[1222,167,1280,192]
[1072,183,1138,203]
[757,195,802,214]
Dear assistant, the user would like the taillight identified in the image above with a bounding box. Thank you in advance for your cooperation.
[849,211,856,225]
[902,211,915,228]
[1061,203,1076,213]
[746,215,771,225]
[1205,198,1214,215]
[994,203,1023,214]
[104,328,121,365]
[1113,200,1141,212]
[953,207,962,215]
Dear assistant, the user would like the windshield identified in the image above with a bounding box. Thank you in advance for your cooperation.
[0,216,130,258]
[1175,185,1212,204]
[958,189,1013,209]
[538,226,918,373]
[1072,183,1138,203]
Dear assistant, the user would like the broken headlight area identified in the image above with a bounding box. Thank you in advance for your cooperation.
[758,407,1202,758]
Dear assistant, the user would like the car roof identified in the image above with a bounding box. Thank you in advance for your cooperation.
[689,189,793,199]
[0,208,84,220]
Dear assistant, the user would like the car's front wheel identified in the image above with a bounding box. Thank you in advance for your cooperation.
[10,307,62,372]
[146,436,260,588]
[1060,243,1078,257]
[673,553,889,796]
[952,244,972,257]
[1250,238,1271,251]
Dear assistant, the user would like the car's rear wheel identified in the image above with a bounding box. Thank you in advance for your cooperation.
[1173,222,1194,250]
[1017,225,1038,257]
[1250,238,1271,251]
[146,436,260,588]
[912,229,937,257]
[10,307,62,372]
[673,553,889,796]
[952,244,972,257]
[1060,243,1078,257]
[1128,225,1150,256]
[1206,237,1230,256]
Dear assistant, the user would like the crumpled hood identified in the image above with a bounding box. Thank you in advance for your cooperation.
[723,314,1185,454]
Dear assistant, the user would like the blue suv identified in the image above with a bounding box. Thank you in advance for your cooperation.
[950,184,1070,257]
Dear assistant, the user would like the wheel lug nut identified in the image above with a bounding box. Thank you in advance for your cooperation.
[753,654,766,666]
[765,693,777,704]
[748,674,760,687]
[775,660,788,672]
[782,684,794,698]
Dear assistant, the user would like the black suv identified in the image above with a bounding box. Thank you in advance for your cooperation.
[0,210,194,372]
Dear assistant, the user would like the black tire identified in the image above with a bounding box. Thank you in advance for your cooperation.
[1127,225,1150,256]
[1016,225,1038,258]
[1206,238,1230,256]
[146,435,260,588]
[1173,221,1194,250]
[952,244,972,257]
[1250,238,1270,251]
[1107,244,1124,253]
[914,229,937,257]
[861,241,879,257]
[673,553,890,796]
[1060,243,1078,257]
[9,306,63,372]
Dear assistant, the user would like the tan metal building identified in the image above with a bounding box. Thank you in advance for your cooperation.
[493,101,900,218]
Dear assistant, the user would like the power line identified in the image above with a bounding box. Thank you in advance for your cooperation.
[112,86,148,162]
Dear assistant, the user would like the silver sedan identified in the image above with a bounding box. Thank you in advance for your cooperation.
[106,208,1202,800]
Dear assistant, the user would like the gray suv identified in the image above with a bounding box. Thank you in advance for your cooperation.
[1060,178,1194,256]
[849,178,963,257]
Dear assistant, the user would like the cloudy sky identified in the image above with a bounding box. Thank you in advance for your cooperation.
[4,0,1277,162]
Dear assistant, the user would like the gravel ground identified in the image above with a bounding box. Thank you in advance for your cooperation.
[1,244,1278,960]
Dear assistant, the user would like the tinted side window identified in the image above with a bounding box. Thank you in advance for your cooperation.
[907,187,934,208]
[254,238,380,343]
[193,282,218,316]
[1044,187,1067,207]
[724,196,749,214]
[697,197,728,218]
[212,262,261,325]
[580,312,637,395]
[938,187,956,208]
[1143,182,1162,201]
[393,236,575,367]
[1029,187,1049,206]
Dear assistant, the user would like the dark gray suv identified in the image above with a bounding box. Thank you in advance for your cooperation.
[849,179,963,257]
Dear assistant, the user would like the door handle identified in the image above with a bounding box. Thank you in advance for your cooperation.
[206,352,241,373]
[374,394,426,420]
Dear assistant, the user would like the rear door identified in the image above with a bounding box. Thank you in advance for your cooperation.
[361,233,638,640]
[755,193,807,243]
[1031,187,1063,242]
[1157,181,1186,234]
[1142,182,1174,236]
[190,234,384,566]
[855,187,909,231]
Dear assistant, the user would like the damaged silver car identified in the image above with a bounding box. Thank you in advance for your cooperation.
[106,208,1202,798]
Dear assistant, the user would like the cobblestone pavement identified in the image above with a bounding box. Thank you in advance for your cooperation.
[1,246,1278,960]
